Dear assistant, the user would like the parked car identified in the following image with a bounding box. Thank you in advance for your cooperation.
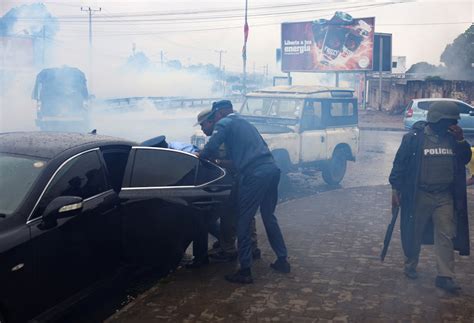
[403,98,474,131]
[0,132,230,323]
[192,85,359,185]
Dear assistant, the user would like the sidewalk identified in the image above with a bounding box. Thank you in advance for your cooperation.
[107,185,474,322]
[359,109,405,132]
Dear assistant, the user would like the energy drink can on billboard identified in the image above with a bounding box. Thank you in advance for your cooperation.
[320,11,353,65]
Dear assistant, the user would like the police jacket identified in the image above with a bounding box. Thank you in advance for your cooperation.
[389,121,471,257]
[200,113,275,175]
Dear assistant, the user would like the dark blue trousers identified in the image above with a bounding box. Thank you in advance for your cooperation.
[237,163,288,269]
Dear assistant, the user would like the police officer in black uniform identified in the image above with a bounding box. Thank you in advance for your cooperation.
[389,101,471,293]
[199,100,290,284]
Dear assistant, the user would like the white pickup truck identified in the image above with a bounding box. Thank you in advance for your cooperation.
[192,85,360,185]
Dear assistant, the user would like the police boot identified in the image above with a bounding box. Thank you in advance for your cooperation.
[435,276,461,293]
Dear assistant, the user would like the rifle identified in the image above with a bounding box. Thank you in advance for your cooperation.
[380,206,399,262]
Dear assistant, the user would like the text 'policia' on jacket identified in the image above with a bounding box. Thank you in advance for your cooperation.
[389,121,471,257]
[200,113,275,175]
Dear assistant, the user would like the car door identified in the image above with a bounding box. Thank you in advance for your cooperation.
[300,100,327,162]
[456,101,474,132]
[118,147,231,269]
[28,149,121,310]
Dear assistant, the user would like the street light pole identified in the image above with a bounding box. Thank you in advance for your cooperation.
[81,6,101,94]
[242,0,248,94]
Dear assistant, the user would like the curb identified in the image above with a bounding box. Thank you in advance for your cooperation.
[360,126,406,132]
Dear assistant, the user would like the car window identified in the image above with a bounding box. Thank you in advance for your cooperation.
[300,101,323,131]
[0,153,47,217]
[241,97,301,118]
[195,160,225,185]
[456,103,472,114]
[33,150,109,219]
[330,102,354,117]
[129,149,198,187]
[324,100,358,127]
[417,101,431,110]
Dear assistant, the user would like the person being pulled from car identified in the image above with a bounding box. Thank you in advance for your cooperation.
[389,101,471,293]
[198,100,290,284]
[196,108,261,264]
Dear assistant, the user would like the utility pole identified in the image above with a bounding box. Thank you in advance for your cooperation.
[160,50,164,68]
[81,6,101,94]
[215,49,226,71]
[242,0,249,94]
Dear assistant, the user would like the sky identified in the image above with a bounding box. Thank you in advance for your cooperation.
[1,0,473,76]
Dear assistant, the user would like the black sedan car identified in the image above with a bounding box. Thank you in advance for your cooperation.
[0,132,230,323]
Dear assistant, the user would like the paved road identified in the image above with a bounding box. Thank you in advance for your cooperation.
[60,130,474,322]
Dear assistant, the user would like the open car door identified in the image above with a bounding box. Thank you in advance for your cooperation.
[118,147,232,268]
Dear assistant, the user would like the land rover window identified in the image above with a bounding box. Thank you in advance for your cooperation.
[325,100,358,126]
[300,101,323,131]
[241,98,272,116]
[330,102,354,117]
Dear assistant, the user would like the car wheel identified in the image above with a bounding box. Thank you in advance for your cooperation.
[322,149,347,185]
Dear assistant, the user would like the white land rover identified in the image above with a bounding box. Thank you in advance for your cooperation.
[192,85,360,185]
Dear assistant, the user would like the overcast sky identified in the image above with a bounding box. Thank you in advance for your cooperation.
[1,0,473,75]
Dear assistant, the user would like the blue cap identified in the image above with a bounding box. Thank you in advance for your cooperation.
[212,100,233,112]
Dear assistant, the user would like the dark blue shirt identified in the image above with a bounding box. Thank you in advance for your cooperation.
[200,113,274,174]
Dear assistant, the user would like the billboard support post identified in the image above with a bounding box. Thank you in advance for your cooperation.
[378,36,383,111]
[335,72,339,87]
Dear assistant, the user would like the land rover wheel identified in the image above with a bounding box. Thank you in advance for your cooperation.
[322,149,347,185]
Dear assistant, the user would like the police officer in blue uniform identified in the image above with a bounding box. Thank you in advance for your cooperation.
[199,100,290,284]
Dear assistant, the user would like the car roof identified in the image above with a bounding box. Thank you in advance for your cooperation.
[246,85,355,99]
[412,98,466,103]
[0,132,136,159]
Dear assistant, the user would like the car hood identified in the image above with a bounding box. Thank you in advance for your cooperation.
[240,115,297,134]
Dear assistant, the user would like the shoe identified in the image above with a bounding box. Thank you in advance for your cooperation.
[225,270,253,284]
[252,248,261,260]
[209,251,237,263]
[404,268,418,280]
[185,257,209,269]
[270,258,291,273]
[212,240,220,250]
[435,276,461,293]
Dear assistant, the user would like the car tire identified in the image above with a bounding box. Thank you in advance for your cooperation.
[322,148,347,185]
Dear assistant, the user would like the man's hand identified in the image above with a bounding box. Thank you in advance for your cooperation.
[392,189,401,208]
[448,124,464,141]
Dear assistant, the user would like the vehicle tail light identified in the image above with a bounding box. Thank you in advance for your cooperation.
[405,108,413,118]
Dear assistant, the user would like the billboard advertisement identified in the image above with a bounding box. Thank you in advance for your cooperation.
[281,12,375,72]
[373,33,392,72]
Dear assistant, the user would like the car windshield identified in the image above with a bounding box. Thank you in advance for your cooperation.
[240,97,303,119]
[0,153,47,217]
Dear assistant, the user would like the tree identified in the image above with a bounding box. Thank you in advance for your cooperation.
[406,62,441,75]
[440,24,474,80]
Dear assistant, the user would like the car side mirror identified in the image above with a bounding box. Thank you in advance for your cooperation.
[41,196,83,229]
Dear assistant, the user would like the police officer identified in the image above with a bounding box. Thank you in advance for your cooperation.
[196,108,261,262]
[199,100,290,284]
[389,101,471,293]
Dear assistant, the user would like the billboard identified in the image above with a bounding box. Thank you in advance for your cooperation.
[281,12,375,72]
[373,33,392,72]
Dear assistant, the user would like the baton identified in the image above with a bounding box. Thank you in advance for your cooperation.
[380,206,399,262]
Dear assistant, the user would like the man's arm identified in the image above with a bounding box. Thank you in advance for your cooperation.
[199,119,230,160]
[454,140,472,165]
[389,134,412,191]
